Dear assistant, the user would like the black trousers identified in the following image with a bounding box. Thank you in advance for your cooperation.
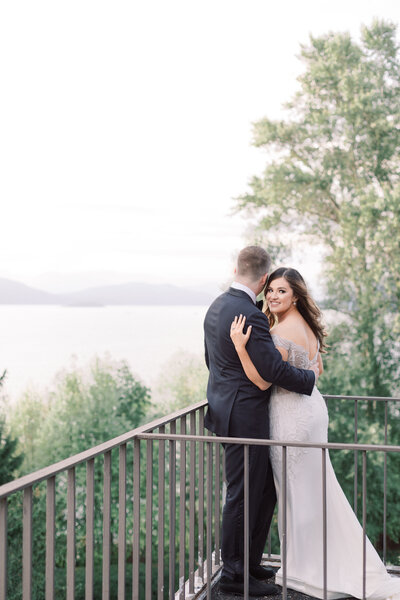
[221,439,276,578]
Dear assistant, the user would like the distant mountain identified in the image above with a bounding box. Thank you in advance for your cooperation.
[0,277,215,306]
[0,278,58,304]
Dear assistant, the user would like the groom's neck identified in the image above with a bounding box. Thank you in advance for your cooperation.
[234,277,259,296]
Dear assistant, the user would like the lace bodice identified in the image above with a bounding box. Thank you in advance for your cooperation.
[271,333,319,370]
[269,332,325,480]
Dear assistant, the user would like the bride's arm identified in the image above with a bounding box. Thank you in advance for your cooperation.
[318,353,324,375]
[230,315,272,391]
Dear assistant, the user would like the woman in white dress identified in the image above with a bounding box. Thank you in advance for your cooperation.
[230,267,400,600]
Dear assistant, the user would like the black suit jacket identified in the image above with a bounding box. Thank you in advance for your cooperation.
[204,287,315,438]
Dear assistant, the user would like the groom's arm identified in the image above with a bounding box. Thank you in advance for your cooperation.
[204,339,210,370]
[245,310,315,396]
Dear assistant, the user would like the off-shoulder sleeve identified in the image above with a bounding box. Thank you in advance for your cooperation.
[271,333,292,351]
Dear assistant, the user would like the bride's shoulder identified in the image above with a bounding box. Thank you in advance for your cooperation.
[272,319,308,349]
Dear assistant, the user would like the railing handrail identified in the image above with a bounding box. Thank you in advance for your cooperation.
[0,399,208,499]
[137,432,400,453]
[323,394,400,402]
[1,394,398,499]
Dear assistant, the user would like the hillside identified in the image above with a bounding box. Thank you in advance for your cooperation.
[0,278,214,306]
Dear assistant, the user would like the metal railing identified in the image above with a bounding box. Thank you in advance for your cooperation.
[0,396,399,600]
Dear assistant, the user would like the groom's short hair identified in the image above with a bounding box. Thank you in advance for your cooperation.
[237,246,271,281]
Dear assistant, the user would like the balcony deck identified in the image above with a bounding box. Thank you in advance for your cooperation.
[1,395,400,600]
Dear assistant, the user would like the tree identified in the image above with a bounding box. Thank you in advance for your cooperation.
[0,370,23,485]
[6,357,151,600]
[237,19,400,398]
[236,20,400,559]
[151,351,208,417]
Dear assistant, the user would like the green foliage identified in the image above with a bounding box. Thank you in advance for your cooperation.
[0,371,23,485]
[236,20,400,561]
[9,356,151,473]
[150,351,208,417]
[5,357,151,600]
[237,19,400,397]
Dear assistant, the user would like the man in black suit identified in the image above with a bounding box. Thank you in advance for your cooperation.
[204,246,317,596]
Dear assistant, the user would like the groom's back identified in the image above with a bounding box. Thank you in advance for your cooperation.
[204,289,265,436]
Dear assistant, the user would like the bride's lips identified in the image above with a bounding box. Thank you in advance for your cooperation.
[269,302,280,308]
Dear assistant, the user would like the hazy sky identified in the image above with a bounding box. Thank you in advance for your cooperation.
[1,0,399,293]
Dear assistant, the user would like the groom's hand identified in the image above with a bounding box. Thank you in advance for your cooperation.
[310,363,319,383]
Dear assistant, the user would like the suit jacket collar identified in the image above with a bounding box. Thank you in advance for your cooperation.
[228,286,256,304]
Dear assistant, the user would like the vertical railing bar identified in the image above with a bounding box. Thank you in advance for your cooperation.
[179,416,187,599]
[86,459,95,600]
[158,426,166,600]
[189,413,196,594]
[118,444,127,600]
[0,498,7,600]
[362,451,367,600]
[103,451,112,600]
[244,445,249,600]
[322,449,327,600]
[282,446,287,600]
[199,406,205,435]
[214,440,221,566]
[354,399,358,515]
[198,411,205,582]
[169,421,177,600]
[383,401,388,564]
[67,468,76,600]
[206,441,212,599]
[23,486,33,600]
[132,438,141,600]
[46,477,56,600]
[145,439,153,600]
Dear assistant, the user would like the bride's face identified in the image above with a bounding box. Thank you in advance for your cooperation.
[266,277,296,316]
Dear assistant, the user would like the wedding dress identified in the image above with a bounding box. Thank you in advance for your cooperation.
[269,333,400,600]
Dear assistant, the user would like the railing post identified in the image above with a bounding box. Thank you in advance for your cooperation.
[157,427,166,600]
[282,446,287,600]
[188,413,196,594]
[132,438,141,600]
[362,451,367,600]
[67,469,76,600]
[206,441,212,599]
[214,441,221,567]
[86,459,95,600]
[46,477,56,600]
[244,445,249,600]
[103,451,112,600]
[145,439,153,600]
[198,412,205,584]
[168,421,176,600]
[179,416,187,599]
[0,497,7,600]
[322,449,327,600]
[23,486,33,600]
[354,399,358,515]
[118,444,127,600]
[383,400,388,564]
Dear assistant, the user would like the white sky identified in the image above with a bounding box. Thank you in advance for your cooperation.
[1,0,399,293]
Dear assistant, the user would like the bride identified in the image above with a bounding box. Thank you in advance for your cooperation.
[230,267,400,600]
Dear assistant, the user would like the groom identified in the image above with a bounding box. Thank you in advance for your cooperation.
[204,246,317,596]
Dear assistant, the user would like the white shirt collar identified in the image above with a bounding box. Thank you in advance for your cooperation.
[231,281,257,304]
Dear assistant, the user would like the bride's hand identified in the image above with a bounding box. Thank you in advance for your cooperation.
[230,314,252,350]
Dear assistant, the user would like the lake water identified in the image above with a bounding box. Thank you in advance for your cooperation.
[0,305,209,401]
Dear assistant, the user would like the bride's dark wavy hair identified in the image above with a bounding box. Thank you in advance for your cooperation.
[264,267,327,352]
